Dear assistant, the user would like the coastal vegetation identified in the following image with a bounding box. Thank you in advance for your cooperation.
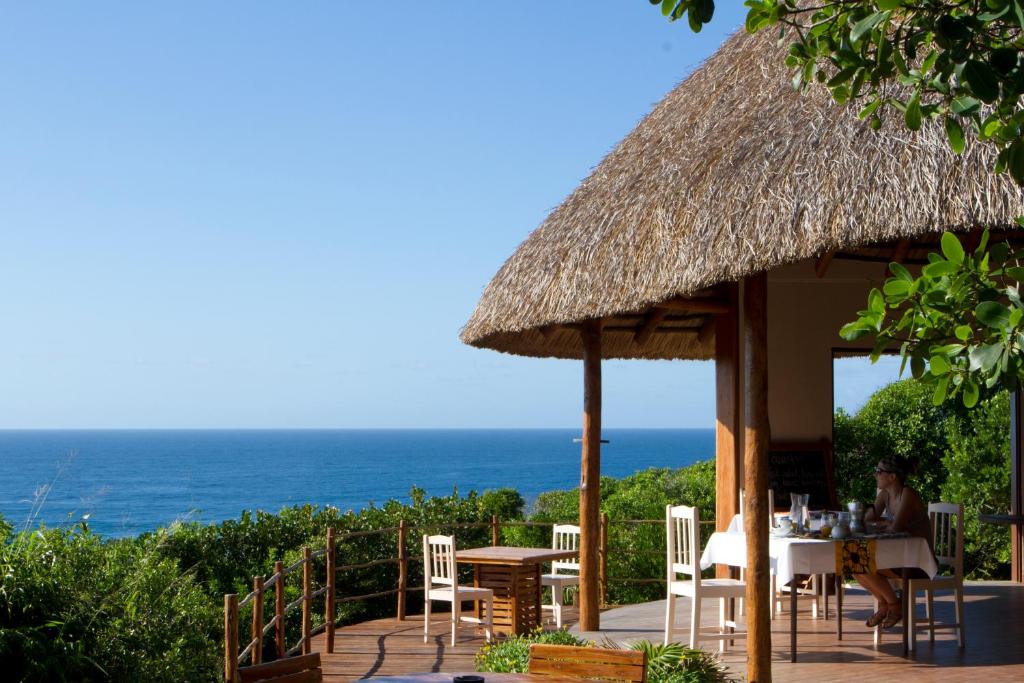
[0,380,1012,679]
[473,629,736,682]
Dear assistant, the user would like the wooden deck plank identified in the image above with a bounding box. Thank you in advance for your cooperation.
[311,582,1024,681]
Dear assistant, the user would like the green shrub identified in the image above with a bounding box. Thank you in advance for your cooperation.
[474,627,588,673]
[942,392,1012,578]
[474,632,735,683]
[505,461,716,604]
[0,524,221,682]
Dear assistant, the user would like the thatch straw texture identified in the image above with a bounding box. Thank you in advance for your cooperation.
[461,28,1024,360]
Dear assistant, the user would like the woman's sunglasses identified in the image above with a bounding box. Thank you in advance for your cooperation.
[874,467,894,475]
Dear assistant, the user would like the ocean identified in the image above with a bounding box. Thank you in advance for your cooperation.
[0,429,714,537]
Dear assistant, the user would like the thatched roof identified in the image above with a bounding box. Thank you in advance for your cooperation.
[460,28,1024,361]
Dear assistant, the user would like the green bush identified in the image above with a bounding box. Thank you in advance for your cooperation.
[833,379,952,504]
[474,627,588,673]
[942,392,1012,578]
[833,379,1011,579]
[0,524,221,682]
[504,461,716,605]
[474,632,735,683]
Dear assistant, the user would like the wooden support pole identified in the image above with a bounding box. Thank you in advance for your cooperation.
[715,282,740,579]
[224,594,239,683]
[397,519,408,619]
[599,512,609,608]
[743,272,772,682]
[579,318,603,631]
[251,576,264,665]
[1012,391,1023,583]
[325,527,336,653]
[302,546,312,655]
[491,514,500,546]
[273,561,285,658]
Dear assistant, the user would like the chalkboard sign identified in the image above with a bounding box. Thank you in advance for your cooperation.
[768,441,837,511]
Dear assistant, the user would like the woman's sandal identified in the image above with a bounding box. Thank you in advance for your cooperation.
[865,608,888,627]
[881,603,902,628]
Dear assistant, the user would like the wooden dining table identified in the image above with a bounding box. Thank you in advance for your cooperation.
[455,546,578,635]
[700,527,938,661]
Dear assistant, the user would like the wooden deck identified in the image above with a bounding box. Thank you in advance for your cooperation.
[312,582,1024,681]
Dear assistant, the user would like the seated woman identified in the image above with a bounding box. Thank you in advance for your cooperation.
[856,454,931,628]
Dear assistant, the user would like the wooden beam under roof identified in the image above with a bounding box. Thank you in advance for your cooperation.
[633,308,669,347]
[815,251,835,278]
[656,296,730,314]
[697,315,715,345]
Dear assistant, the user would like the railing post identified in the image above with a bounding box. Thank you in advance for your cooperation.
[326,528,336,653]
[274,561,285,659]
[397,519,408,620]
[599,513,609,607]
[491,514,499,546]
[224,594,239,683]
[302,546,312,655]
[251,576,264,665]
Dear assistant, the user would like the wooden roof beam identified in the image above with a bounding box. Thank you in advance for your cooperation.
[883,238,912,277]
[656,296,730,314]
[633,308,669,347]
[815,251,835,278]
[697,315,715,346]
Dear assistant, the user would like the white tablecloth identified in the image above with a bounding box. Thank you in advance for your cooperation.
[699,530,939,586]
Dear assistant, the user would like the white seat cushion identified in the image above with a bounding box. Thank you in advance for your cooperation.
[541,573,580,587]
[427,585,493,601]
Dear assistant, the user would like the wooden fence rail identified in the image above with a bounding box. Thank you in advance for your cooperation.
[222,514,713,681]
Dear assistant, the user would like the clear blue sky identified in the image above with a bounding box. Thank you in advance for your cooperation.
[0,4,897,428]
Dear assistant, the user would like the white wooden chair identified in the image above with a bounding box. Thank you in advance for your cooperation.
[422,534,494,646]
[908,502,966,650]
[541,523,580,628]
[664,504,746,652]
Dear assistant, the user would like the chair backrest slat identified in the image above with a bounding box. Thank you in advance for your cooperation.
[551,523,581,574]
[528,643,646,682]
[666,504,699,591]
[928,502,964,577]
[423,534,457,588]
[238,653,322,683]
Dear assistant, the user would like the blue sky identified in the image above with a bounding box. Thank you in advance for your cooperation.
[0,4,898,428]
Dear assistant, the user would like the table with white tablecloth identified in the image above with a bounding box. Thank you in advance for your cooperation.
[699,529,939,660]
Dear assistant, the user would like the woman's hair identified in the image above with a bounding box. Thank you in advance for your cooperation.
[879,454,920,484]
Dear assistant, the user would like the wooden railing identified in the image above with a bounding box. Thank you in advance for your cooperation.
[222,514,715,681]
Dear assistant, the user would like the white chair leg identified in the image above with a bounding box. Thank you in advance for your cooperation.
[769,575,775,620]
[689,597,701,650]
[553,586,564,628]
[811,575,819,619]
[451,599,458,646]
[873,597,881,647]
[955,587,966,648]
[423,598,431,643]
[718,598,727,653]
[484,596,493,642]
[926,588,935,644]
[913,585,921,655]
[664,594,676,646]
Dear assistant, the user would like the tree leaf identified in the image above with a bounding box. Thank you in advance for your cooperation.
[904,92,922,131]
[955,325,972,341]
[930,354,950,376]
[922,260,959,278]
[941,232,965,264]
[883,279,911,297]
[969,343,1003,372]
[944,116,965,154]
[976,300,1011,328]
[962,379,980,407]
[951,96,981,116]
[1005,266,1024,281]
[850,11,890,43]
[888,262,913,281]
[911,354,926,378]
[932,374,950,405]
[962,59,1001,103]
